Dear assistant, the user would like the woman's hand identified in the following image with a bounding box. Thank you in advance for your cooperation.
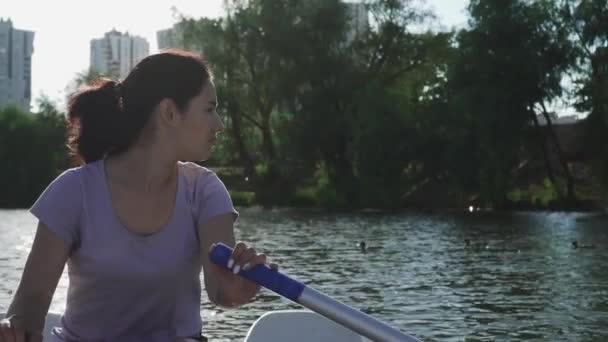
[0,315,26,342]
[208,242,278,306]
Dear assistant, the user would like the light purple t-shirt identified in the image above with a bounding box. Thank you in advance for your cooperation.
[30,159,238,341]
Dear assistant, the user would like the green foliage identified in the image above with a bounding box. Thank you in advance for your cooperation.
[563,0,608,202]
[350,82,411,208]
[75,68,111,87]
[229,191,256,206]
[254,163,269,178]
[447,0,574,206]
[292,186,318,207]
[507,178,559,207]
[170,0,591,209]
[0,103,68,208]
[291,162,346,208]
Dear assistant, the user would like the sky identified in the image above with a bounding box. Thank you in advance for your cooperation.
[3,0,468,109]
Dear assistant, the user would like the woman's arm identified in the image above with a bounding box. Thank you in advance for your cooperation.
[198,213,261,307]
[4,222,70,342]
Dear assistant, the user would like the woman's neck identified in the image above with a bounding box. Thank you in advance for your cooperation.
[106,144,177,192]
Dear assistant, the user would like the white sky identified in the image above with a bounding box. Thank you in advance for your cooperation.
[3,0,468,109]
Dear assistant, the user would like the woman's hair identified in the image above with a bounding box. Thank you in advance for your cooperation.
[67,49,212,165]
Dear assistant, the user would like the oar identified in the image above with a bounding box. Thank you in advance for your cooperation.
[209,243,421,342]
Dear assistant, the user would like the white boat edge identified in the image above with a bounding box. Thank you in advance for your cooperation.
[245,309,372,342]
[2,310,371,342]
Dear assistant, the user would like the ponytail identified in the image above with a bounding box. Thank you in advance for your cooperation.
[67,79,125,165]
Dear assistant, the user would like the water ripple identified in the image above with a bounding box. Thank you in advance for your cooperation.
[1,209,607,340]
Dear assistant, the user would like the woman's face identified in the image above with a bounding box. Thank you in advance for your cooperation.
[176,79,224,161]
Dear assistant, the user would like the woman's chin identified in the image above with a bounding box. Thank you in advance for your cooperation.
[180,151,210,163]
[182,145,213,162]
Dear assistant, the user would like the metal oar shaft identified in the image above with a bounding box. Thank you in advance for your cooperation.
[300,287,420,342]
[209,243,421,342]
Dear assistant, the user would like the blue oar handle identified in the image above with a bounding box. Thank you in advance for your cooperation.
[209,243,305,302]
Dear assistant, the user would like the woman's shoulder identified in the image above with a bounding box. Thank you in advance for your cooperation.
[55,160,103,184]
[58,159,102,175]
[48,164,86,188]
[178,162,237,223]
[178,161,225,193]
[37,161,103,201]
[178,161,217,183]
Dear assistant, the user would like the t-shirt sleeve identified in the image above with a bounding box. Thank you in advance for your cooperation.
[29,168,82,248]
[196,172,239,226]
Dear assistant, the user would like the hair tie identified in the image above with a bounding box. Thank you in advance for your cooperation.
[115,81,124,111]
[115,81,123,96]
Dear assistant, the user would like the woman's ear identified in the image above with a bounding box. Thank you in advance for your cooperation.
[157,98,181,127]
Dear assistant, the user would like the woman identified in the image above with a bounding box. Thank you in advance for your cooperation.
[0,49,272,341]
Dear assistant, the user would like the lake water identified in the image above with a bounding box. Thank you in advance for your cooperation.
[1,208,607,341]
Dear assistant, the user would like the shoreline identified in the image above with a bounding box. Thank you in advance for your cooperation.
[1,203,605,214]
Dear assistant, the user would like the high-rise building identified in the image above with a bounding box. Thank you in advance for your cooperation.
[0,18,34,112]
[90,29,149,79]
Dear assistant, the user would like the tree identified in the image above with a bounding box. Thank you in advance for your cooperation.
[65,68,111,101]
[75,68,108,87]
[447,0,575,206]
[563,0,608,196]
[0,101,67,207]
[178,0,453,207]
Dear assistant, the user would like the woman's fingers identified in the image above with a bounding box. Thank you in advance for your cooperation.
[233,248,257,274]
[228,242,247,269]
[210,241,279,274]
[0,322,26,342]
[0,318,13,342]
[243,253,267,272]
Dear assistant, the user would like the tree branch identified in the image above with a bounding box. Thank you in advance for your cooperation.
[238,108,264,130]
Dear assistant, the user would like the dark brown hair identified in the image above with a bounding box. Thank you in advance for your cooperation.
[67,49,212,165]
